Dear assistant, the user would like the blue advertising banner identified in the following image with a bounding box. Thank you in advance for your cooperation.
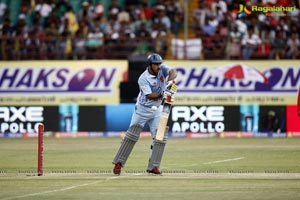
[105,103,135,131]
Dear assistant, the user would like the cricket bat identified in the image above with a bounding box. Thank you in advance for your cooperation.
[155,82,176,141]
[155,102,172,141]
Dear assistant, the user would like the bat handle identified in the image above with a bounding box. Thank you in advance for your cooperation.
[161,98,165,105]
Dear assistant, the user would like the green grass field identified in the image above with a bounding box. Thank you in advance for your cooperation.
[0,137,300,200]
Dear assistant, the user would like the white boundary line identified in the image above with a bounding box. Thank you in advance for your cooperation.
[161,157,245,169]
[1,176,119,200]
[202,157,245,165]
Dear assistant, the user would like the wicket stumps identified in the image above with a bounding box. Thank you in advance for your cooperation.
[37,123,44,176]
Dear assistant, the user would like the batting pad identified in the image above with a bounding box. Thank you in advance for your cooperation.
[147,127,168,170]
[112,124,143,166]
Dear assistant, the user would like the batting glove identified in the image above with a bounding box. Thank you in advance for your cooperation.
[166,81,177,94]
[163,91,175,103]
[166,81,173,88]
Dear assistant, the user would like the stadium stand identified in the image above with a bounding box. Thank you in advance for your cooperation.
[0,0,299,60]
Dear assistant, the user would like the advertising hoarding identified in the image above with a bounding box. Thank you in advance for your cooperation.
[168,60,299,105]
[0,106,106,134]
[0,61,127,105]
[1,60,299,136]
[0,104,298,137]
[1,60,298,106]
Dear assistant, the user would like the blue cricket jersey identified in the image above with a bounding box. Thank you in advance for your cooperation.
[136,64,171,107]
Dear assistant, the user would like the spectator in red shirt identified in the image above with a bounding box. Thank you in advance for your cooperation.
[138,2,152,21]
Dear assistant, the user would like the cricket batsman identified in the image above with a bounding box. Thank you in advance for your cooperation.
[112,53,177,175]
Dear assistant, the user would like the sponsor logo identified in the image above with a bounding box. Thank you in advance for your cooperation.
[171,106,225,133]
[0,67,117,93]
[0,106,43,133]
[175,66,299,93]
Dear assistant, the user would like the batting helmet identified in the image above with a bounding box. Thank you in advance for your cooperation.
[147,53,163,64]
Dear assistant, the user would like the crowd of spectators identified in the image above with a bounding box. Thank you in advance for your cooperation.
[192,0,300,59]
[0,0,299,60]
[0,0,183,60]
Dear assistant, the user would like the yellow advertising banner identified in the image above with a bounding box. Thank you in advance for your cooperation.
[0,60,127,105]
[1,60,299,106]
[168,60,299,105]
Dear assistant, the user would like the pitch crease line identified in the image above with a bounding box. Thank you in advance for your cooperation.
[203,157,245,165]
[1,177,118,200]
